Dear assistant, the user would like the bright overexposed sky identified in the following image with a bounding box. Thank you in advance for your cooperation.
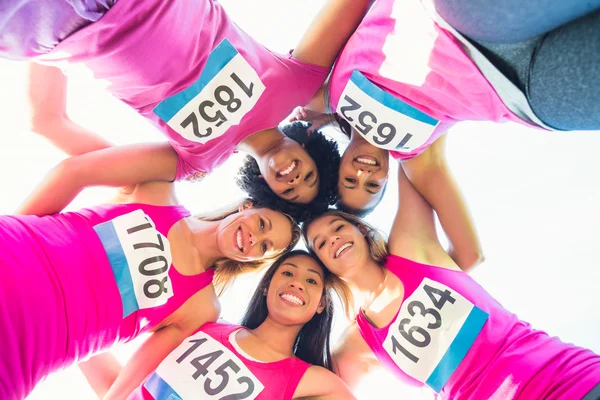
[0,0,599,399]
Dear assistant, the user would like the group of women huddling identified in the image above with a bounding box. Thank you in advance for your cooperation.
[1,0,600,399]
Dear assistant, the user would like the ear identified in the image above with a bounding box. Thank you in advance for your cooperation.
[238,200,255,212]
[258,174,264,179]
[316,296,327,314]
[357,224,369,237]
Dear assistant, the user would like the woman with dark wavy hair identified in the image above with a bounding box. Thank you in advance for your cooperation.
[77,250,355,399]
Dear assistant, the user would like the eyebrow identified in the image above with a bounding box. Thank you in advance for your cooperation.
[266,216,273,231]
[309,175,318,188]
[289,194,300,202]
[285,262,324,279]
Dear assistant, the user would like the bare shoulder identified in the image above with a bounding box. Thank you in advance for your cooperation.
[294,365,355,399]
[114,181,178,206]
[159,284,221,335]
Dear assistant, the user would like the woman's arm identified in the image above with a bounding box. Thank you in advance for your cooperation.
[291,0,371,68]
[294,366,356,399]
[401,135,484,271]
[78,353,123,399]
[388,164,458,269]
[16,142,178,216]
[27,62,114,156]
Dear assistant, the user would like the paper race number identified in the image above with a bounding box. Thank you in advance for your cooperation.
[154,39,266,144]
[94,209,174,318]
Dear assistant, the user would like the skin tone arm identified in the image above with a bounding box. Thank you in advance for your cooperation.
[293,365,356,399]
[292,0,372,69]
[389,164,459,270]
[401,134,484,271]
[16,142,178,216]
[27,63,114,156]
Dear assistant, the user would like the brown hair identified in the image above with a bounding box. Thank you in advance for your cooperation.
[196,199,302,295]
[301,209,390,318]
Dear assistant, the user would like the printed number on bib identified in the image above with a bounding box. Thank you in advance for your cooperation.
[382,278,488,392]
[337,70,439,152]
[154,39,266,144]
[94,210,173,318]
[144,331,264,400]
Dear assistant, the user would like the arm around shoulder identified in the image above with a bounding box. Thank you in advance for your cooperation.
[295,366,356,399]
[401,135,484,271]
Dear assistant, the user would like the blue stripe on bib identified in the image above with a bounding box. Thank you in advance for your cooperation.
[153,39,239,122]
[426,306,489,392]
[350,70,439,126]
[144,372,183,400]
[94,221,139,318]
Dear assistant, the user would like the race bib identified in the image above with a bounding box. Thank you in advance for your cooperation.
[94,210,174,318]
[337,70,439,152]
[144,331,265,400]
[153,39,266,144]
[382,278,488,392]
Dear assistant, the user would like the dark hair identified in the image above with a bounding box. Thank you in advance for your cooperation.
[239,249,336,371]
[335,179,389,218]
[236,122,340,222]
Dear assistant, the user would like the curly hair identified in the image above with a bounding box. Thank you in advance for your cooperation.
[237,122,340,222]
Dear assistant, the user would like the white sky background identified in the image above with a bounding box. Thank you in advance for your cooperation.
[0,0,598,398]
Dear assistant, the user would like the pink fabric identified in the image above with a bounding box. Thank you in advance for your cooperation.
[0,203,214,400]
[356,254,600,399]
[328,0,530,161]
[41,0,330,179]
[129,322,311,400]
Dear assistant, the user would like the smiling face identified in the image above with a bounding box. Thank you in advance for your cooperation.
[338,134,390,212]
[259,138,319,204]
[216,207,294,262]
[266,254,326,326]
[306,214,371,280]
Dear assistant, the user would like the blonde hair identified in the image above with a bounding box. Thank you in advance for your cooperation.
[301,210,390,318]
[196,198,301,295]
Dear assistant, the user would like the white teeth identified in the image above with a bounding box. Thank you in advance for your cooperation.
[335,242,353,258]
[356,157,377,165]
[278,161,296,176]
[280,293,304,306]
[236,229,243,251]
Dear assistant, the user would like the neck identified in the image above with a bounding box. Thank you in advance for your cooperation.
[186,217,226,268]
[250,316,303,358]
[345,258,388,307]
[237,128,284,160]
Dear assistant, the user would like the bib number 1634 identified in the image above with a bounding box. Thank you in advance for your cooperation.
[382,278,488,390]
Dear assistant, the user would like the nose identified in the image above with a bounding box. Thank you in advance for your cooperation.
[287,173,301,185]
[289,281,305,292]
[329,235,340,247]
[248,232,256,246]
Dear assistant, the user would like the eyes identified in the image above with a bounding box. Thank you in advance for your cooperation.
[304,171,314,182]
[345,177,380,188]
[281,270,318,285]
[259,218,268,255]
[317,224,344,250]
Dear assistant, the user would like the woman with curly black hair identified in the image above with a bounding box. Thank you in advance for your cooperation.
[237,122,342,222]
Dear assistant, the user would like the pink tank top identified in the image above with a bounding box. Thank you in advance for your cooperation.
[0,203,214,400]
[327,0,529,161]
[356,255,600,399]
[129,322,311,400]
[41,0,330,179]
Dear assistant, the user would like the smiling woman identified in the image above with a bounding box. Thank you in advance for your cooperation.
[75,250,356,399]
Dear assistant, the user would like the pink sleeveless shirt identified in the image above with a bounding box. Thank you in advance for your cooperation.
[327,0,531,161]
[356,255,600,399]
[41,0,330,180]
[0,203,214,400]
[129,322,311,400]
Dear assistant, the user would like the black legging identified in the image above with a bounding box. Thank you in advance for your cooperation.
[433,0,600,131]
